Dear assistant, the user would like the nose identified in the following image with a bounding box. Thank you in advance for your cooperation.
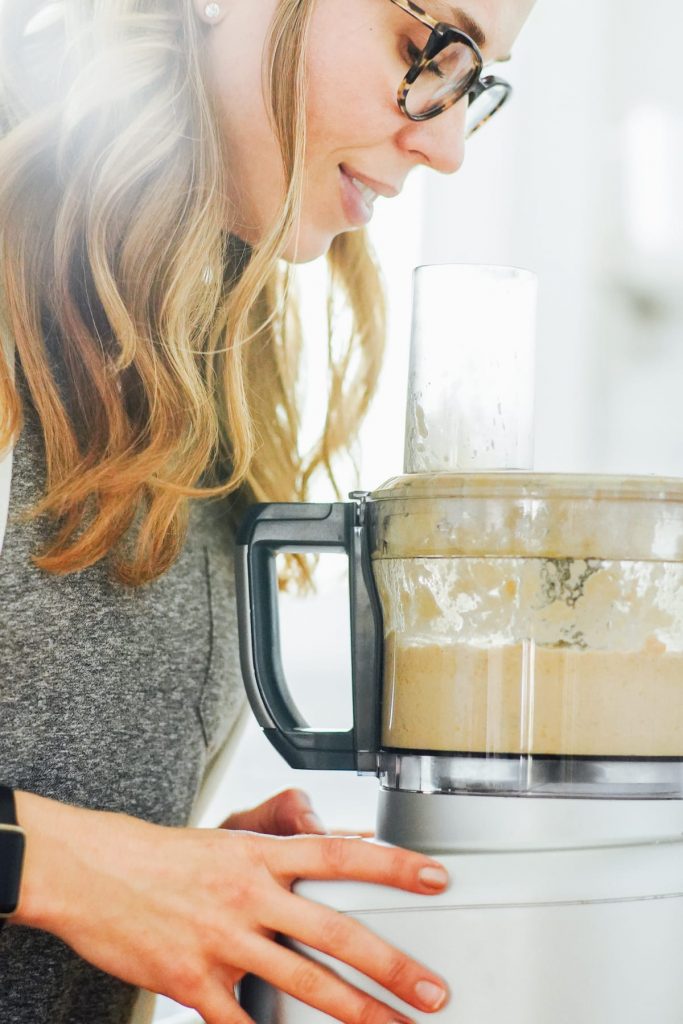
[399,96,467,175]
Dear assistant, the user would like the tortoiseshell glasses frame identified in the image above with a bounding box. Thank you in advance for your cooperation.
[389,0,512,134]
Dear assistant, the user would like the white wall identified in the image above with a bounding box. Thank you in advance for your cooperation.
[589,0,683,475]
[417,0,611,473]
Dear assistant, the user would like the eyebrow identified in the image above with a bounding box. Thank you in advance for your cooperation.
[431,2,512,62]
[437,3,487,49]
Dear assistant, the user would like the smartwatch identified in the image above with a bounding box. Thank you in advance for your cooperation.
[0,786,25,931]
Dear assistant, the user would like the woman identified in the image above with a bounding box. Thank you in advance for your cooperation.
[0,1,533,1022]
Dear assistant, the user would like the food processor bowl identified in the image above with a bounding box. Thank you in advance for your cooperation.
[369,472,683,798]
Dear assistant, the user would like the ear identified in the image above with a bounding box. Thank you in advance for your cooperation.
[193,1,227,26]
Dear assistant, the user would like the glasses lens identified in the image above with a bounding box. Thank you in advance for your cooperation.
[405,41,479,119]
[465,81,509,136]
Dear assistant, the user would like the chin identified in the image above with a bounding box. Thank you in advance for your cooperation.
[281,224,356,265]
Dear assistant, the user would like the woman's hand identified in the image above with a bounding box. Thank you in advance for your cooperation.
[221,788,375,838]
[14,791,449,1024]
[220,787,327,836]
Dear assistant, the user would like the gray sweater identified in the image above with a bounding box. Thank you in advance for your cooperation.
[0,375,245,1022]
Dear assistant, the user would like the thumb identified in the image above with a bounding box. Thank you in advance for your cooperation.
[221,789,326,836]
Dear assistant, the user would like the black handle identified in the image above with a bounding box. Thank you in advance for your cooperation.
[235,499,383,772]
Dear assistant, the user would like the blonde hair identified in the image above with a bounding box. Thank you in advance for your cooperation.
[0,0,386,586]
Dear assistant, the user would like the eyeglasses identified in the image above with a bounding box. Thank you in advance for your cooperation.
[389,0,512,136]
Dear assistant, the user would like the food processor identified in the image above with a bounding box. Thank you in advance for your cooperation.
[235,266,683,1023]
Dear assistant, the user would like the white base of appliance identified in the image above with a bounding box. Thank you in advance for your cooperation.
[241,795,683,1023]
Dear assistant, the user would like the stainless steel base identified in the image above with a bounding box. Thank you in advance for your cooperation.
[376,787,683,853]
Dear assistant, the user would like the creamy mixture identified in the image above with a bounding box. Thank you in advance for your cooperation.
[382,637,683,757]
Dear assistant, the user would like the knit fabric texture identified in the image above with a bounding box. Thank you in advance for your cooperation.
[0,378,245,1022]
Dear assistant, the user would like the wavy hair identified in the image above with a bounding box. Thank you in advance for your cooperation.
[0,0,386,586]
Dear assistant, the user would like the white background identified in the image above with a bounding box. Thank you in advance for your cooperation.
[155,2,683,1019]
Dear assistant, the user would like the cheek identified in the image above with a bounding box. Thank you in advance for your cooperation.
[204,8,287,237]
[305,18,396,152]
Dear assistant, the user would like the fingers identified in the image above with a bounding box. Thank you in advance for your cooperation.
[329,829,375,838]
[238,934,418,1024]
[221,789,325,837]
[261,835,449,895]
[196,988,254,1024]
[262,888,449,1014]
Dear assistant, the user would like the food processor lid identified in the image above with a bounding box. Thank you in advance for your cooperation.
[370,471,683,503]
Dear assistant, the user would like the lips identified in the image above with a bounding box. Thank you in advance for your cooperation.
[338,164,402,228]
[339,166,376,227]
[339,163,400,199]
[350,176,380,207]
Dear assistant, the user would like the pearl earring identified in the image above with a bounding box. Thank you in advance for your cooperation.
[204,3,221,19]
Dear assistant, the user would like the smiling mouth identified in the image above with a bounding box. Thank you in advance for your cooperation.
[339,162,400,199]
[347,174,380,206]
[338,166,376,227]
[338,164,402,229]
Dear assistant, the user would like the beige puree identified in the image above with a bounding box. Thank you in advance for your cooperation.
[382,636,683,757]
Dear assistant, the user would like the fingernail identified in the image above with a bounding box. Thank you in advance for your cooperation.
[415,980,448,1010]
[301,812,326,833]
[419,865,449,889]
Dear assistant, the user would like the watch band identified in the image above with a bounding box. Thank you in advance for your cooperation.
[0,785,25,931]
[0,785,16,824]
